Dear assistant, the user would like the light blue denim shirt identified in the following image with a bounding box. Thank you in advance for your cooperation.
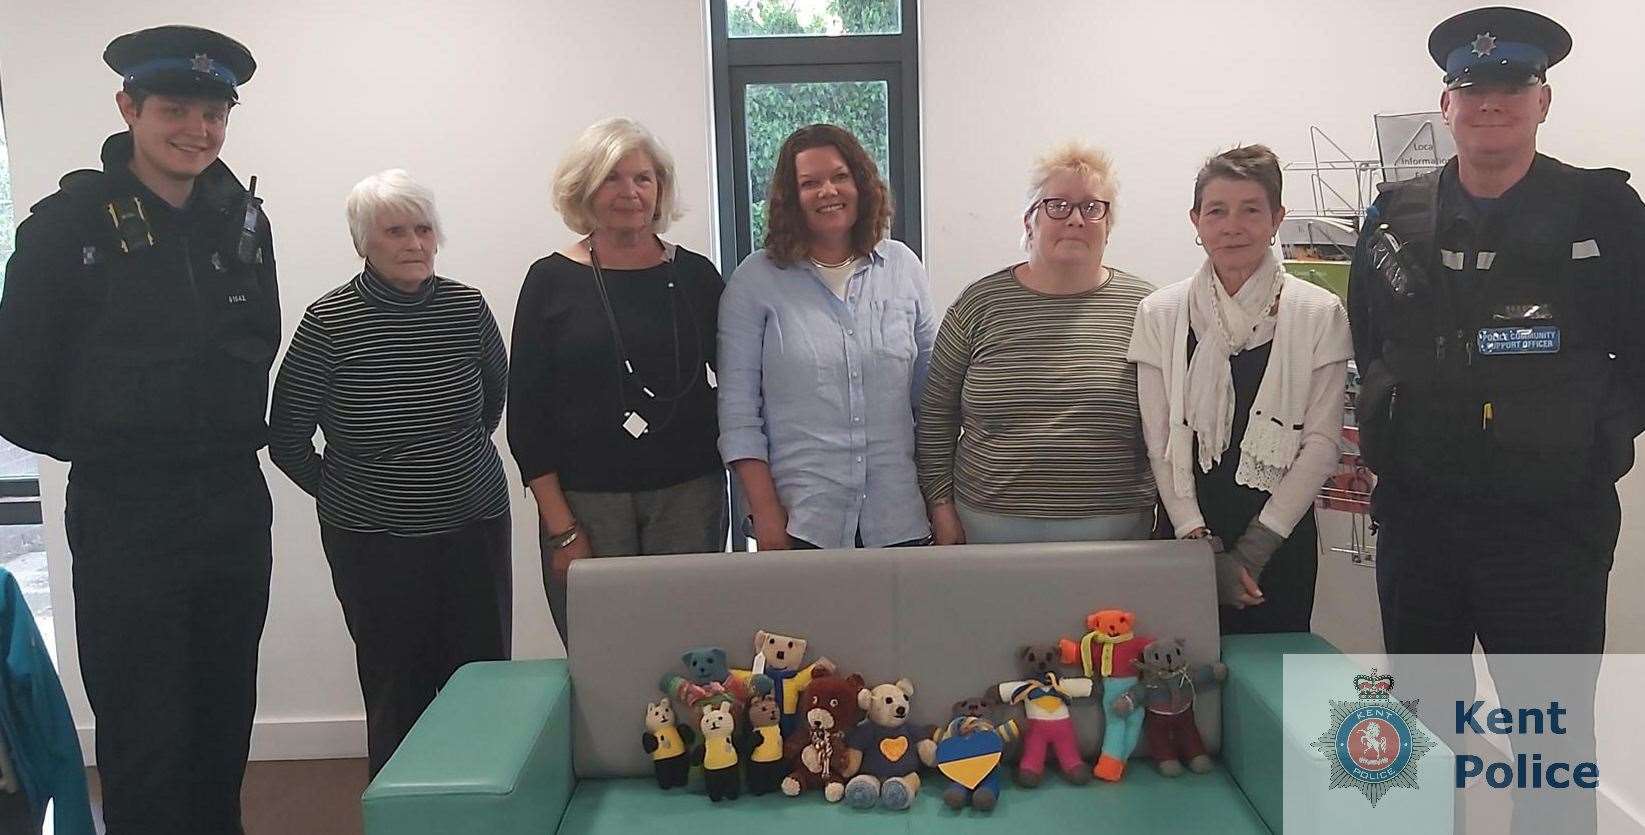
[718,239,937,548]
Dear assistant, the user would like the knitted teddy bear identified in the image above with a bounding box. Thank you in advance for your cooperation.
[692,701,741,802]
[659,646,771,721]
[641,698,693,790]
[997,645,1094,787]
[935,693,1020,812]
[744,692,788,795]
[1112,637,1228,776]
[780,669,864,802]
[733,630,834,737]
[1058,609,1150,781]
[843,678,937,811]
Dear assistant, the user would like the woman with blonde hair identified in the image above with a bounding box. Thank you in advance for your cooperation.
[917,141,1156,545]
[508,117,726,644]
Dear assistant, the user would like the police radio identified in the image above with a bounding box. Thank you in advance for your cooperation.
[235,175,264,265]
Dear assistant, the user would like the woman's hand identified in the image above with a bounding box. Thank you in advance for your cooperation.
[751,507,793,550]
[551,530,593,582]
[929,501,967,545]
[1213,551,1265,609]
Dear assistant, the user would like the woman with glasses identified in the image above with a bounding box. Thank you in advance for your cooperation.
[719,123,936,550]
[917,142,1156,545]
[1128,145,1350,633]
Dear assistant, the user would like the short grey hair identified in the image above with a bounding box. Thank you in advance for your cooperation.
[345,169,446,258]
[1020,140,1119,251]
[553,117,683,235]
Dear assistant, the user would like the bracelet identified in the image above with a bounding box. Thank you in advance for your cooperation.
[549,520,580,549]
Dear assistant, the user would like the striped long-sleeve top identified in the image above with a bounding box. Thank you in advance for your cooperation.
[915,265,1156,517]
[269,268,510,535]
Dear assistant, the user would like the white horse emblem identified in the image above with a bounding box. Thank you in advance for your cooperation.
[1357,722,1387,758]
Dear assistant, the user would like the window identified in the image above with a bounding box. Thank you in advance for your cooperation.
[711,0,922,266]
[0,100,50,655]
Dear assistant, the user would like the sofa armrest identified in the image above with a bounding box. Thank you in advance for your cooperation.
[1220,632,1342,833]
[363,659,575,835]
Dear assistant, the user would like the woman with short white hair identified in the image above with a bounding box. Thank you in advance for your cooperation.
[508,117,726,645]
[269,168,512,776]
[916,142,1157,549]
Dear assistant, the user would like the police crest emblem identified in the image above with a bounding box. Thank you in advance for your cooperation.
[1309,669,1436,806]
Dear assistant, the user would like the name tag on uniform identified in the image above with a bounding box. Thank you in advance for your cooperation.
[1477,325,1560,356]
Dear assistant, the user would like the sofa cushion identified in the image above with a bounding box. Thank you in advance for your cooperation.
[558,769,1269,834]
[567,540,1222,778]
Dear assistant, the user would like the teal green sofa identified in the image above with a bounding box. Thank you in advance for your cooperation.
[360,543,1445,833]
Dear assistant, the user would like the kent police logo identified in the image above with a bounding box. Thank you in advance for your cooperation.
[1310,670,1436,806]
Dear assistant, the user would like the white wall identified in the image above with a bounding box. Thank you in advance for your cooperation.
[920,0,1645,654]
[0,0,718,759]
[4,0,1644,766]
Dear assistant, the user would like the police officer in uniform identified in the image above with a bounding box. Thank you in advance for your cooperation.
[0,26,278,834]
[1349,10,1640,828]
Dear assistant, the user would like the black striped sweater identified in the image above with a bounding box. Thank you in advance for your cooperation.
[269,268,510,535]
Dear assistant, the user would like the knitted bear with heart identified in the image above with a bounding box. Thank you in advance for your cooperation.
[1058,608,1151,781]
[780,669,864,802]
[935,692,1021,812]
[1112,637,1227,777]
[997,645,1095,787]
[843,678,938,811]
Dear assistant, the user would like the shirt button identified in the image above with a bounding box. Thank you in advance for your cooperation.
[856,456,863,462]
[846,329,854,336]
[861,493,868,499]
[850,369,859,378]
[854,417,862,423]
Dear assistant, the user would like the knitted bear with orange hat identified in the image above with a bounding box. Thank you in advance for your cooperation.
[1058,608,1150,781]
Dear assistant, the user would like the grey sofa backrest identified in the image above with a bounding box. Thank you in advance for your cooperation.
[567,539,1221,778]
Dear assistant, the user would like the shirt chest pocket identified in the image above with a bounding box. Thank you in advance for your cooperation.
[871,298,916,361]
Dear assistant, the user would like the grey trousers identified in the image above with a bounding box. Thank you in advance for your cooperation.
[543,471,728,644]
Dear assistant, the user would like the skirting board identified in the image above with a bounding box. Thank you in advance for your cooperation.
[76,716,368,765]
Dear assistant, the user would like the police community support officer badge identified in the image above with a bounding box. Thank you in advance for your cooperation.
[1309,670,1436,806]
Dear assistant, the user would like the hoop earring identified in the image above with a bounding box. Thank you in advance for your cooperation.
[1270,236,1277,246]
[1194,235,1203,246]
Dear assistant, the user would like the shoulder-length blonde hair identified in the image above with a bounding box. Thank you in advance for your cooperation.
[552,117,684,235]
[762,124,891,266]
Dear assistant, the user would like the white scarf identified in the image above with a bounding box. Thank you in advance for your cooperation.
[1164,250,1301,497]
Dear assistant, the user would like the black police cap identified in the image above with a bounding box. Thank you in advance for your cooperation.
[104,25,255,101]
[1428,6,1571,89]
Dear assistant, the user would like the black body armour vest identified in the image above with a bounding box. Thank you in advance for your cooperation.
[1359,163,1614,503]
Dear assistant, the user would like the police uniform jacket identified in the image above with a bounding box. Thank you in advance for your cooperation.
[1348,154,1645,506]
[0,131,278,468]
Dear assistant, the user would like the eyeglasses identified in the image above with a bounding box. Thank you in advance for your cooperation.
[1034,198,1110,221]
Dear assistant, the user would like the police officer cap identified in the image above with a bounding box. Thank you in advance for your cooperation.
[1428,6,1571,89]
[104,25,255,101]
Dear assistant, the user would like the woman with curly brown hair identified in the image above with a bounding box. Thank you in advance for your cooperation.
[718,124,936,550]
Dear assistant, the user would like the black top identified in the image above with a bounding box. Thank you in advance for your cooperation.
[269,269,511,535]
[507,247,723,492]
[0,131,279,470]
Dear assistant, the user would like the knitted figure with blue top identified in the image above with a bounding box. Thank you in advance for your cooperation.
[693,702,742,802]
[641,698,694,789]
[997,645,1094,787]
[935,696,1020,811]
[843,679,937,810]
[1112,638,1227,777]
[731,630,833,737]
[1059,609,1150,781]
